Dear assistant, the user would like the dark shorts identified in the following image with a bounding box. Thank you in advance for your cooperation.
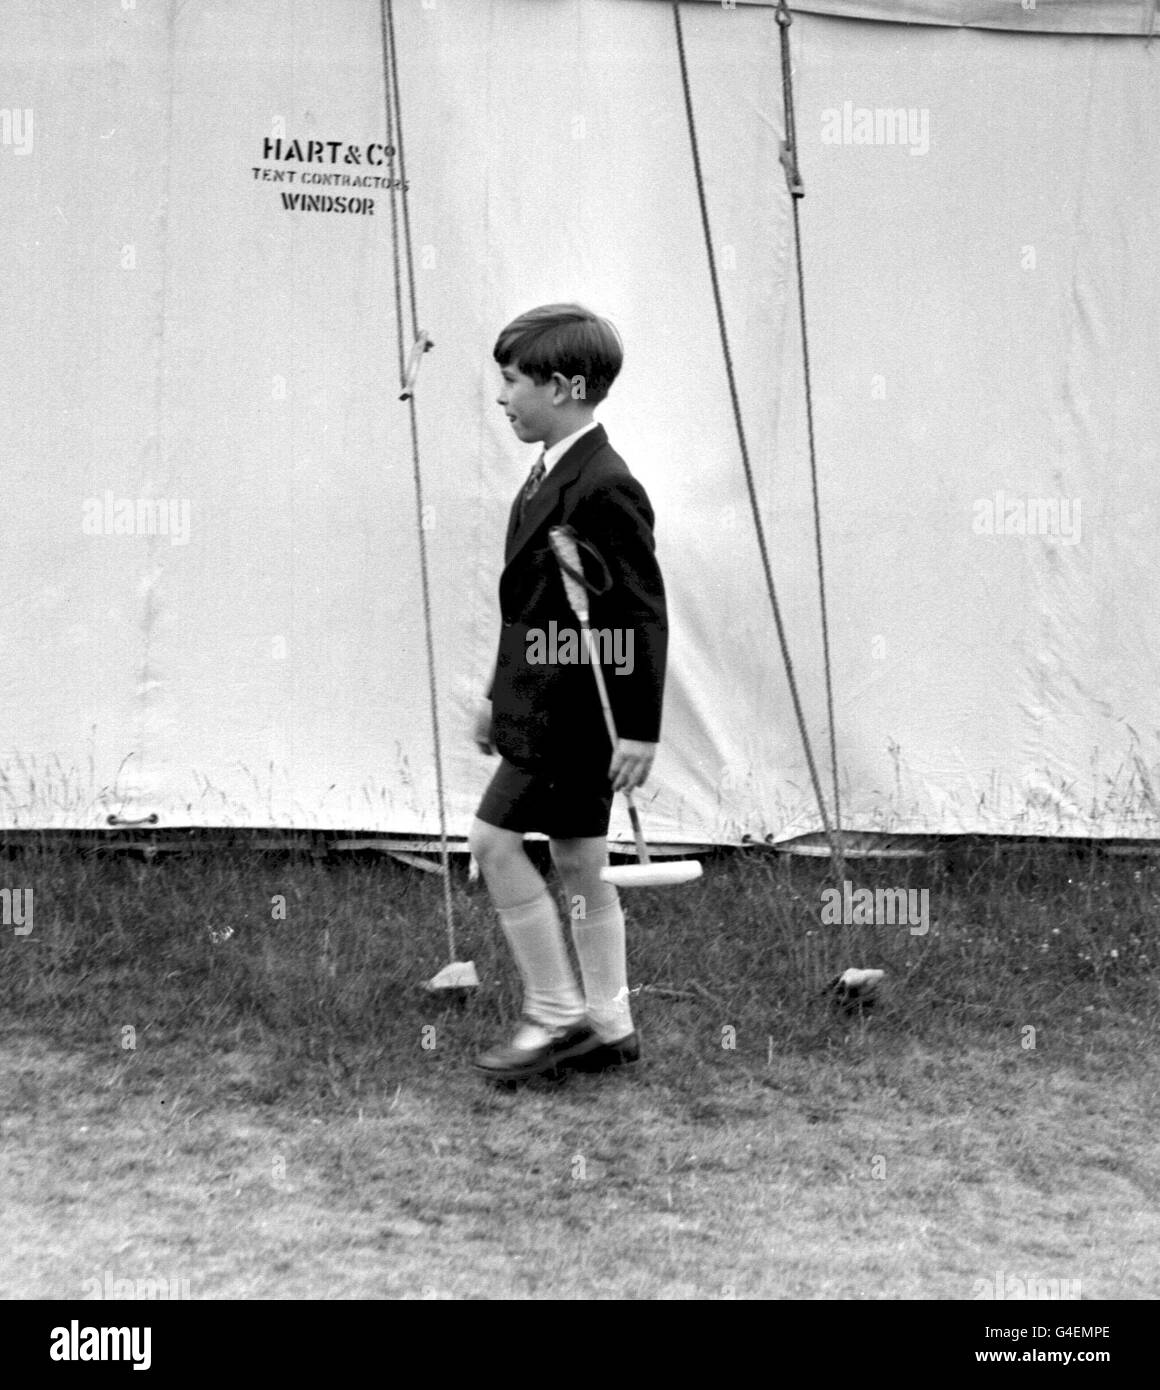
[476,757,615,840]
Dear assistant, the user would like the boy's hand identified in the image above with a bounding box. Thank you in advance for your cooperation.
[609,739,656,792]
[473,698,495,756]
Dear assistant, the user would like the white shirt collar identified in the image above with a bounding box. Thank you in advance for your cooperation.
[542,420,599,473]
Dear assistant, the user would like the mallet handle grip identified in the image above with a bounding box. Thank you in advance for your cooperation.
[582,627,651,867]
[550,526,651,868]
[548,526,591,621]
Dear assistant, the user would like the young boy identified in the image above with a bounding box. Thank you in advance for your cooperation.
[469,303,668,1082]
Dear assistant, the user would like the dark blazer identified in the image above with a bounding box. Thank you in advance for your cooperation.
[487,423,667,773]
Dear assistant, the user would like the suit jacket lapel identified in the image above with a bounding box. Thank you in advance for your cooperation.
[504,424,607,565]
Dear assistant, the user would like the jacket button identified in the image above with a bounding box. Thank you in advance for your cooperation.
[502,618,513,627]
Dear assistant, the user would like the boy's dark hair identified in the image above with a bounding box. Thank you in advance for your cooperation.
[493,303,623,405]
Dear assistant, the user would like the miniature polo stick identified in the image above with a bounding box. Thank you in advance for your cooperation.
[547,526,702,888]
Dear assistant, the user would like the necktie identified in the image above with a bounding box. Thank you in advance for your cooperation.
[517,453,546,525]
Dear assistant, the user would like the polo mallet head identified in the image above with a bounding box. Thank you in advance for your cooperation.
[547,526,703,890]
[601,859,703,888]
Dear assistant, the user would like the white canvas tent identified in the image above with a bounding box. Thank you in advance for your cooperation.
[2,0,1158,846]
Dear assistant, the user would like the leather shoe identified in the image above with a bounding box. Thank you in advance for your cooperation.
[562,1030,641,1074]
[474,1017,600,1082]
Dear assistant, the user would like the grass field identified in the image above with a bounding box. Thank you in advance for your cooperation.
[2,840,1158,1299]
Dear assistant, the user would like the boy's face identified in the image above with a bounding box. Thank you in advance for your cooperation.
[496,363,559,445]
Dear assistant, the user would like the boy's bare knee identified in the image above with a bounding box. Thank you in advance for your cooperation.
[469,818,521,868]
[468,820,500,864]
[550,837,607,882]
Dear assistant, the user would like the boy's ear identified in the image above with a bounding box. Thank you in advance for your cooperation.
[550,371,571,404]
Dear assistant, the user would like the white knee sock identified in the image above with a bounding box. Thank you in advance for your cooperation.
[570,894,634,1042]
[496,891,585,1032]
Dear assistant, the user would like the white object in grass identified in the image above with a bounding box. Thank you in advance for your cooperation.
[829,967,885,1002]
[426,961,479,990]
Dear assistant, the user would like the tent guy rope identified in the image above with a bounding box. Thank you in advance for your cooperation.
[377,0,474,989]
[671,0,845,882]
[775,0,844,859]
